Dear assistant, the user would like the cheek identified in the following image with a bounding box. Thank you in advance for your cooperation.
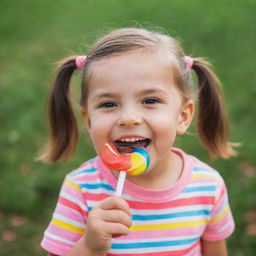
[146,109,179,131]
[145,111,179,146]
[90,116,106,128]
[87,109,109,129]
[87,115,114,146]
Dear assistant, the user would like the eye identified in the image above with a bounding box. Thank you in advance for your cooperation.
[98,101,118,109]
[142,97,162,105]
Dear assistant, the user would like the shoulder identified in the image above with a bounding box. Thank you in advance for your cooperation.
[64,156,102,188]
[68,157,98,176]
[183,150,225,184]
[179,149,227,199]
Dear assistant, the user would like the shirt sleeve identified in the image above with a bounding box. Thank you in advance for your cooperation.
[202,174,235,241]
[41,175,88,255]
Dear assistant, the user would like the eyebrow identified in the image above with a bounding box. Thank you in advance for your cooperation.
[138,88,166,95]
[91,87,166,101]
[91,92,118,102]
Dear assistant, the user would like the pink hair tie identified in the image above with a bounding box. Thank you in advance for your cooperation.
[75,56,87,71]
[184,56,194,69]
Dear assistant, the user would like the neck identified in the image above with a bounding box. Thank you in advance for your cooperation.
[119,150,183,190]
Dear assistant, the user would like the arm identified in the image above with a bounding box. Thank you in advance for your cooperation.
[201,239,228,256]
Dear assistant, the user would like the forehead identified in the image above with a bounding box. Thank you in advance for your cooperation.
[86,49,177,90]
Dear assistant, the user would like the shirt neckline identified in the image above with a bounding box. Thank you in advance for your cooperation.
[95,147,192,201]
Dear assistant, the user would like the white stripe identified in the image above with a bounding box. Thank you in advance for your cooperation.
[44,231,75,246]
[176,190,216,199]
[184,182,217,188]
[122,193,147,202]
[218,219,233,232]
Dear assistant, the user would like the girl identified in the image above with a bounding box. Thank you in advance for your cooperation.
[40,28,236,256]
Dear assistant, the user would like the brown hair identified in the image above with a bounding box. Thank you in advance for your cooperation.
[39,27,236,162]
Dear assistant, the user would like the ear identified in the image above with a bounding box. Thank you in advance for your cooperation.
[177,100,195,135]
[81,108,91,130]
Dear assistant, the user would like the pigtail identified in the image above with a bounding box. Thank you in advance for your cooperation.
[39,56,79,162]
[192,58,236,159]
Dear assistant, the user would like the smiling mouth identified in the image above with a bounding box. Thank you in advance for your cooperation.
[114,138,151,152]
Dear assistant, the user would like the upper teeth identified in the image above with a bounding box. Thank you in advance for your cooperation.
[120,137,145,142]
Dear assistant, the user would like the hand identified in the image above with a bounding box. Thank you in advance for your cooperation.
[84,196,132,255]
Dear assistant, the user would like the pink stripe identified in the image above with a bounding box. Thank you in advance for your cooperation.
[84,192,110,202]
[191,177,218,183]
[203,222,235,241]
[127,196,215,210]
[75,174,100,182]
[59,197,88,217]
[118,226,205,240]
[55,205,86,223]
[41,236,72,255]
[48,224,82,242]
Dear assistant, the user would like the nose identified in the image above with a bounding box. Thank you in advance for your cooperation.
[117,108,142,128]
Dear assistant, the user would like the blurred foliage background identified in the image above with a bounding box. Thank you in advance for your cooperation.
[0,0,255,255]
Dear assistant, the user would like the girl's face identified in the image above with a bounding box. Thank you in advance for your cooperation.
[83,50,194,177]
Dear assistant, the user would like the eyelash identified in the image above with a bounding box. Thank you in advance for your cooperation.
[142,97,162,105]
[97,97,162,109]
[98,101,118,109]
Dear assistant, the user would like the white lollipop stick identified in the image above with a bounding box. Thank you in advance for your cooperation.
[115,171,126,197]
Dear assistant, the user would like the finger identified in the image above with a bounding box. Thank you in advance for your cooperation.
[100,209,132,228]
[104,222,130,236]
[99,196,131,216]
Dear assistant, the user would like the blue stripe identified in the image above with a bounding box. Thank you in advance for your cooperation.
[80,183,114,191]
[193,166,214,172]
[183,186,216,193]
[112,237,199,249]
[132,210,210,221]
[70,167,97,177]
[79,168,97,173]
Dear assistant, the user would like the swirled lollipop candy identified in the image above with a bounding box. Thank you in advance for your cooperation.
[100,143,150,196]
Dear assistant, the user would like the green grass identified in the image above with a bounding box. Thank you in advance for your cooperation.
[1,0,256,255]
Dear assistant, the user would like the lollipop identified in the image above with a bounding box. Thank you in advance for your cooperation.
[100,143,150,196]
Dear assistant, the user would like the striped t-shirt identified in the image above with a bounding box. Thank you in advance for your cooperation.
[41,148,235,255]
